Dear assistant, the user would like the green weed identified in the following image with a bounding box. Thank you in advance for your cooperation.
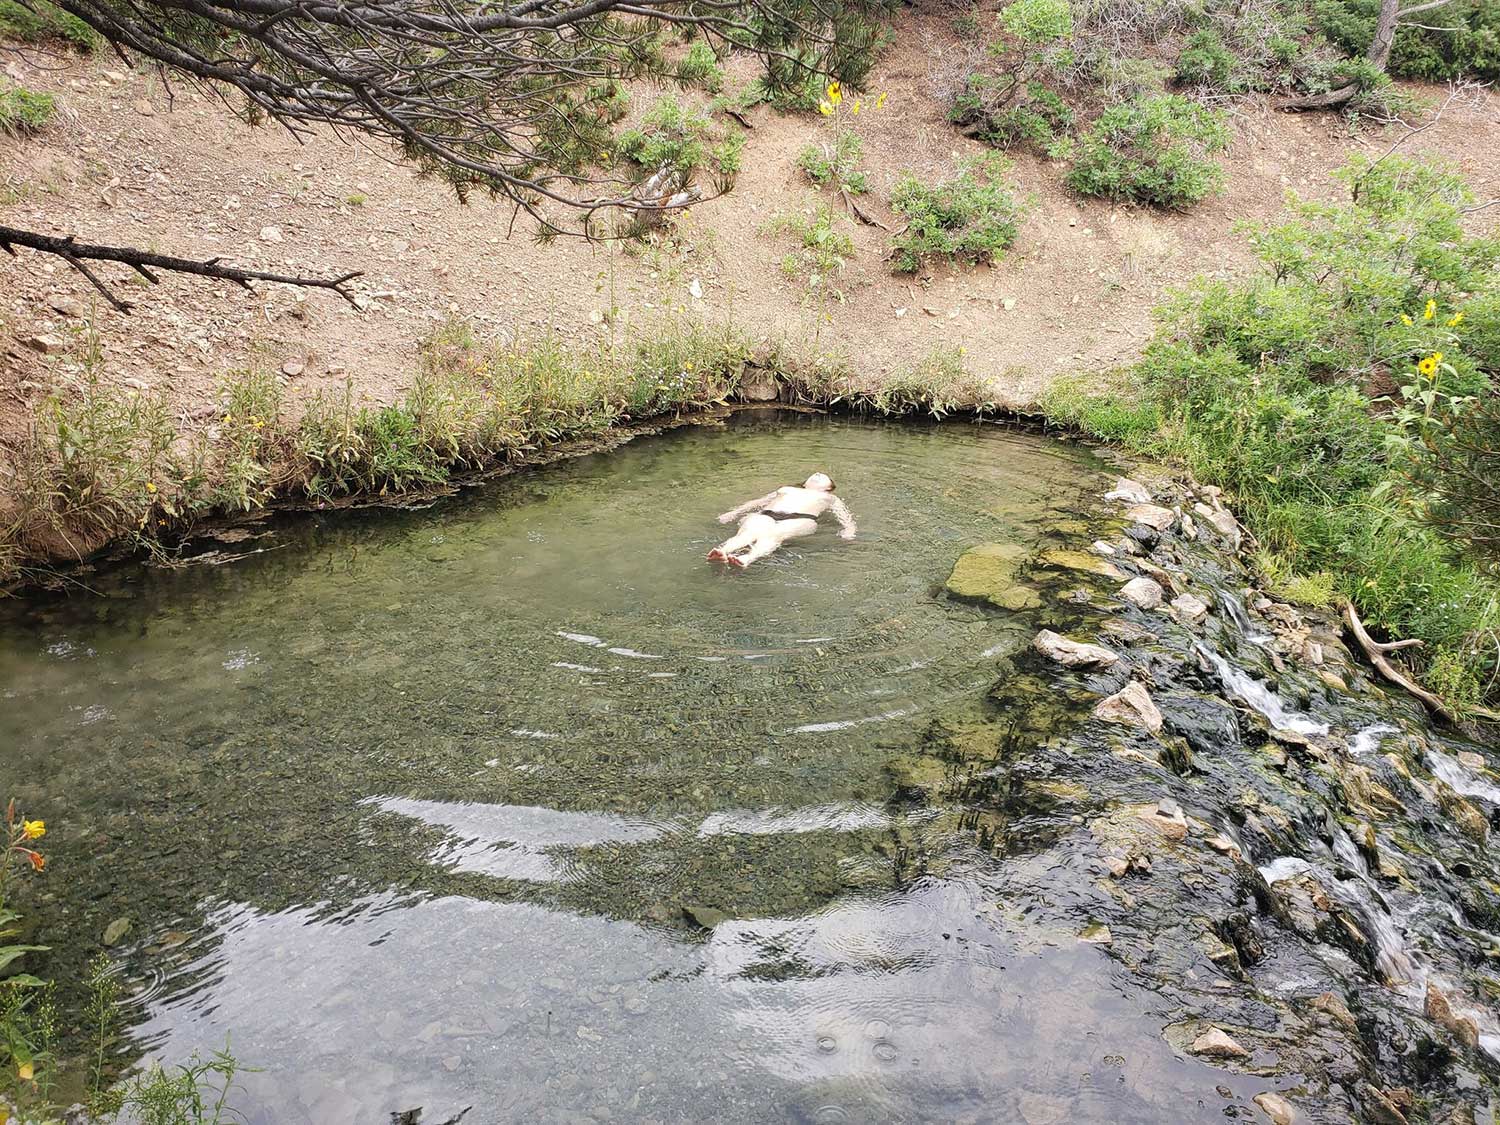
[889,153,1026,274]
[0,85,55,133]
[1066,94,1229,209]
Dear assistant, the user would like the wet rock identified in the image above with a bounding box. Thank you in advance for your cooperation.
[1425,981,1481,1048]
[1171,593,1210,623]
[993,585,1043,610]
[1318,670,1349,692]
[1433,779,1489,843]
[103,917,132,946]
[1079,922,1113,945]
[1254,1092,1298,1125]
[1179,512,1198,541]
[1125,504,1176,532]
[944,543,1029,608]
[1101,619,1156,645]
[1038,548,1125,579]
[1119,577,1164,610]
[1206,834,1241,858]
[1457,750,1486,771]
[1031,630,1119,670]
[1364,1085,1409,1125]
[683,904,727,930]
[1105,478,1153,504]
[1091,539,1117,555]
[1275,873,1334,936]
[1095,682,1163,735]
[1311,991,1358,1032]
[1194,502,1242,548]
[1137,800,1188,841]
[1190,1026,1249,1060]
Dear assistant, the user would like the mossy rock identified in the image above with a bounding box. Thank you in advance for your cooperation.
[944,542,1030,607]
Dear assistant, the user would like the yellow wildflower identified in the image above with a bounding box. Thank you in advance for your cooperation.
[145,482,157,494]
[876,91,888,109]
[818,100,834,116]
[1417,354,1438,376]
[1400,314,1412,326]
[826,81,842,105]
[1424,298,1437,320]
[223,414,234,424]
[21,819,44,840]
[17,1061,32,1081]
[1448,311,1464,327]
[851,100,862,115]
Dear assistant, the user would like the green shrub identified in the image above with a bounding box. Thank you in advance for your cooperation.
[616,95,741,186]
[950,77,1074,156]
[0,85,55,133]
[1176,27,1237,88]
[999,0,1074,43]
[0,0,99,49]
[676,42,724,92]
[1066,93,1229,209]
[1315,0,1500,81]
[889,153,1026,273]
[796,129,868,194]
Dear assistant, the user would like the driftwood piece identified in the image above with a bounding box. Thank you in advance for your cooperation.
[840,188,889,230]
[1343,602,1455,723]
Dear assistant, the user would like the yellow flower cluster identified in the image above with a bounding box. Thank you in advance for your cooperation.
[1417,351,1444,377]
[818,82,888,118]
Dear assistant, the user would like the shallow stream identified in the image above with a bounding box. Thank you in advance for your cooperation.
[2,411,1498,1123]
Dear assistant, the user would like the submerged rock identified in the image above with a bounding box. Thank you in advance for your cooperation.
[1031,630,1119,669]
[1095,682,1163,734]
[944,542,1029,607]
[1425,981,1481,1049]
[1190,1026,1250,1060]
[1079,922,1113,945]
[1119,577,1165,610]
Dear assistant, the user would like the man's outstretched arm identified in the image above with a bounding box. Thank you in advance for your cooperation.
[831,497,858,540]
[719,490,782,524]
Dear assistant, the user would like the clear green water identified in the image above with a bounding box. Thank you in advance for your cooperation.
[1,413,1269,1123]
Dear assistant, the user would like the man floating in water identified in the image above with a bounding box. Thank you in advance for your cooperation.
[708,472,857,568]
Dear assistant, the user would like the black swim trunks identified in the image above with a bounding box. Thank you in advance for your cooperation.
[762,510,818,522]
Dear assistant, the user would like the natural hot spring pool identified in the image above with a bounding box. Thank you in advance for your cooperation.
[0,412,1280,1123]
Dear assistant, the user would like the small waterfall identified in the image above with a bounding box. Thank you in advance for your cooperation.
[1199,645,1329,736]
[1429,748,1500,804]
[1349,724,1399,757]
[1217,589,1271,644]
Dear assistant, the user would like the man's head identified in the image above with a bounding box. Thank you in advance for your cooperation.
[804,472,835,492]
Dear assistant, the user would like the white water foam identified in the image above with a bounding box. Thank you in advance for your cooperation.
[1200,647,1330,736]
[1430,748,1500,804]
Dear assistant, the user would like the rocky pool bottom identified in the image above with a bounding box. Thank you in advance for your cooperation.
[0,412,1497,1124]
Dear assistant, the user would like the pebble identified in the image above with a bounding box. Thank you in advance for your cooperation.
[1190,1026,1250,1059]
[1079,922,1113,945]
[1105,477,1153,505]
[282,358,306,377]
[1119,577,1164,610]
[47,294,83,317]
[259,225,284,243]
[24,333,66,354]
[132,97,155,116]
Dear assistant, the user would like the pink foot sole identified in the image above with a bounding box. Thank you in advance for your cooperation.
[707,548,727,561]
[726,554,747,568]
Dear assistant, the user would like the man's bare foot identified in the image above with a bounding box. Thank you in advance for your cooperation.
[707,547,727,561]
[726,553,747,568]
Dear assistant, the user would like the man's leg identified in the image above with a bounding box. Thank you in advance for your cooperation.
[709,516,767,561]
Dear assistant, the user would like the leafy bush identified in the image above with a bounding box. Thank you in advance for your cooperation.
[675,41,724,92]
[1176,27,1237,87]
[0,0,98,49]
[1316,0,1500,80]
[949,77,1074,156]
[616,95,742,186]
[999,0,1073,43]
[797,129,869,194]
[0,85,55,133]
[889,153,1026,273]
[1044,155,1500,712]
[1066,93,1229,208]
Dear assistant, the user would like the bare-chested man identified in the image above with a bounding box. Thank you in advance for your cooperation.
[707,472,857,568]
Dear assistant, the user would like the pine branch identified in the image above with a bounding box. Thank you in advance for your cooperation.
[0,224,363,313]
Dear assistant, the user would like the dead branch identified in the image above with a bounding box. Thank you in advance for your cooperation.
[1342,601,1455,723]
[0,224,363,313]
[840,188,889,230]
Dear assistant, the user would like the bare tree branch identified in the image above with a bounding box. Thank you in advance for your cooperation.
[0,224,363,312]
